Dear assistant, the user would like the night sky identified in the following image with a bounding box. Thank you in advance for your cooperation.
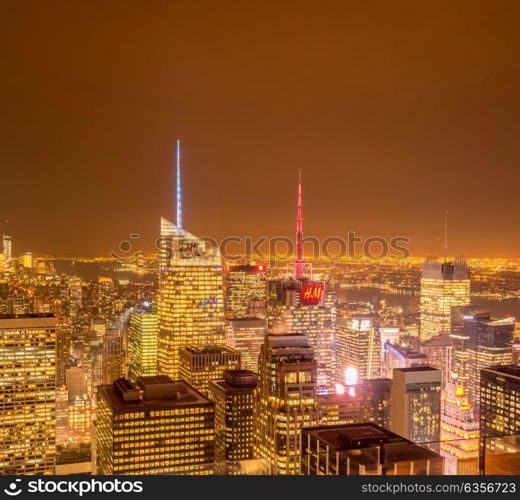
[1,1,520,257]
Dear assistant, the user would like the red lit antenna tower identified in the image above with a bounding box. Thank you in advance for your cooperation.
[444,209,448,263]
[295,170,304,279]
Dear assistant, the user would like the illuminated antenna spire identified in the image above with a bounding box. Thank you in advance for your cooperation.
[176,139,182,229]
[295,170,304,279]
[443,209,448,263]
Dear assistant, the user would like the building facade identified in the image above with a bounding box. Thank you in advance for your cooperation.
[301,423,444,475]
[337,315,380,384]
[463,313,514,408]
[225,318,266,372]
[179,345,241,396]
[208,370,257,466]
[479,366,520,475]
[0,314,57,474]
[440,382,479,475]
[223,264,267,320]
[128,305,158,381]
[390,367,442,449]
[96,376,214,475]
[253,334,318,474]
[420,258,470,341]
[157,218,226,380]
[270,279,336,391]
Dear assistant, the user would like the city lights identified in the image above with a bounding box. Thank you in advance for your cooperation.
[2,1,520,486]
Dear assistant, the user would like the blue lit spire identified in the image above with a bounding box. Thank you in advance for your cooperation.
[176,139,182,229]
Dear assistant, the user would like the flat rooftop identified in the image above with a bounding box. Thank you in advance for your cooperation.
[98,377,212,413]
[0,313,54,319]
[304,423,407,449]
[181,345,237,355]
[0,313,57,328]
[267,333,309,348]
[302,423,441,463]
[137,375,172,385]
[384,343,426,359]
[396,366,439,373]
[482,365,520,380]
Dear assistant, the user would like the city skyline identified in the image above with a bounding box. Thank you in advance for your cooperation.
[2,0,520,483]
[2,1,520,256]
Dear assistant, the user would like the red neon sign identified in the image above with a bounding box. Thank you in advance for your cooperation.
[300,284,324,303]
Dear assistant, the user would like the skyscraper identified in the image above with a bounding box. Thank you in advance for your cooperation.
[382,343,427,379]
[420,334,453,386]
[66,366,88,400]
[420,258,470,341]
[301,423,444,475]
[316,390,361,426]
[357,378,393,429]
[208,370,257,465]
[22,252,33,268]
[102,329,124,385]
[267,174,336,390]
[223,264,267,319]
[128,303,158,381]
[253,334,318,474]
[390,367,442,449]
[270,279,336,391]
[82,329,103,402]
[96,376,214,475]
[337,315,380,384]
[178,345,241,396]
[157,174,226,379]
[440,382,479,475]
[450,305,487,389]
[462,312,514,408]
[479,366,520,475]
[0,314,57,474]
[225,317,267,371]
[2,234,11,266]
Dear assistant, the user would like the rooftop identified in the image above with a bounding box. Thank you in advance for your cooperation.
[482,365,520,380]
[396,366,439,373]
[360,378,393,392]
[0,313,55,319]
[303,423,408,450]
[267,333,310,349]
[384,343,427,359]
[211,370,258,392]
[223,369,258,387]
[98,377,212,413]
[181,344,238,355]
[0,313,57,328]
[302,423,441,464]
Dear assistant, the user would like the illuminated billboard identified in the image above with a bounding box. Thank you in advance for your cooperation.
[300,282,324,304]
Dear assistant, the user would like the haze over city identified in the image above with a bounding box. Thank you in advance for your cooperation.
[3,0,520,486]
[2,1,520,256]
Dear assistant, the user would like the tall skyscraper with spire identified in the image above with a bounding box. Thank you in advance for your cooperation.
[420,257,470,341]
[268,173,336,391]
[157,141,226,379]
[420,213,470,341]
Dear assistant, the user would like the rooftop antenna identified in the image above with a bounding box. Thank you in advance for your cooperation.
[176,140,182,229]
[443,209,448,263]
[295,170,304,279]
